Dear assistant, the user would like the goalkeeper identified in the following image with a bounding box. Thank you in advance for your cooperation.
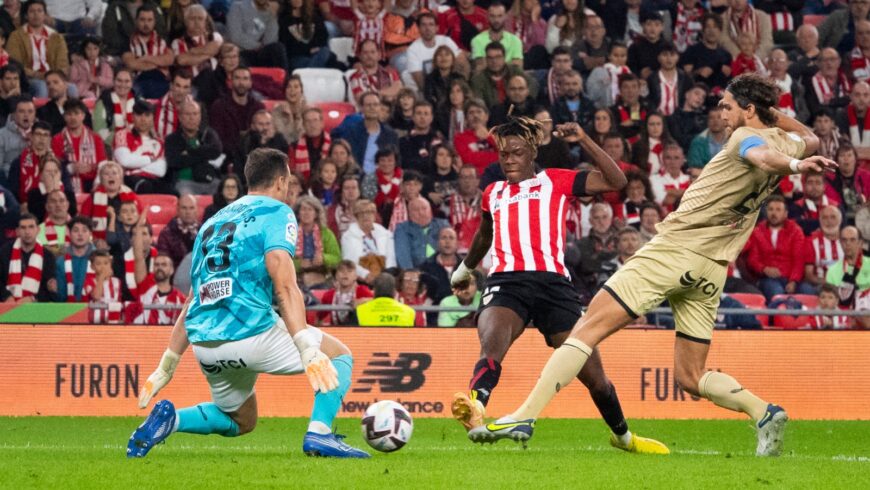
[127,148,369,459]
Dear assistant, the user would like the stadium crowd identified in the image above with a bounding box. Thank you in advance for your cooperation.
[0,0,867,329]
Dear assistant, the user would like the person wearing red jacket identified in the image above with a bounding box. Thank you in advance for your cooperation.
[745,195,811,303]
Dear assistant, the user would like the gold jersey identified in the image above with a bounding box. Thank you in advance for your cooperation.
[656,126,806,263]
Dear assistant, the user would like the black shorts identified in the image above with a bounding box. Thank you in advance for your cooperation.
[478,271,583,341]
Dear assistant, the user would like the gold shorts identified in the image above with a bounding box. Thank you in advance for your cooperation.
[602,236,727,343]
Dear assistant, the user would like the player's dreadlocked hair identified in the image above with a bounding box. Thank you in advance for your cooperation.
[725,73,779,126]
[490,109,547,157]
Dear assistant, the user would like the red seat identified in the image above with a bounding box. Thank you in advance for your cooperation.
[726,292,768,326]
[262,99,282,112]
[316,102,356,133]
[250,67,286,86]
[83,98,96,111]
[195,194,212,221]
[138,194,178,226]
[770,294,814,329]
[803,14,825,27]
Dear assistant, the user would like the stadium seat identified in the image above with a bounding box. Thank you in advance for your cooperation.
[75,192,89,208]
[262,99,281,112]
[316,101,356,132]
[194,194,212,220]
[328,37,354,66]
[726,292,768,326]
[770,294,814,329]
[83,98,96,111]
[33,97,49,108]
[250,67,285,86]
[803,14,825,27]
[139,194,178,226]
[293,68,347,103]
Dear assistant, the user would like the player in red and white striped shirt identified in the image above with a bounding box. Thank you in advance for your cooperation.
[449,117,668,454]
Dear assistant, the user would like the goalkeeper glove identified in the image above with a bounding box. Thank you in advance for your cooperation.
[450,261,473,288]
[293,329,339,393]
[138,349,181,408]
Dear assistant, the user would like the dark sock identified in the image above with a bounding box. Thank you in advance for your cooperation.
[468,358,502,407]
[590,382,629,435]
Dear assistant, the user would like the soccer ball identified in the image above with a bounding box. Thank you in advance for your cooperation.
[360,400,413,452]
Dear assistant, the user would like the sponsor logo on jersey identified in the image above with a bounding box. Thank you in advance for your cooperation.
[352,352,431,393]
[199,278,233,305]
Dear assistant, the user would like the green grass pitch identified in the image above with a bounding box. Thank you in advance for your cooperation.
[1,417,869,489]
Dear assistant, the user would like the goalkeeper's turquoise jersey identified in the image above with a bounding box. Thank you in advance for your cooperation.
[185,194,298,343]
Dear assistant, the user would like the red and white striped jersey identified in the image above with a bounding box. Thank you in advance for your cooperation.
[803,230,843,280]
[135,283,186,325]
[483,169,586,277]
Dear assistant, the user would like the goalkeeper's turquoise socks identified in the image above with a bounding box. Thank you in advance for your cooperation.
[307,354,353,435]
[174,402,240,437]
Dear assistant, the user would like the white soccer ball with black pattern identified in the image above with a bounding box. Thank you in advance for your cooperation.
[360,400,413,452]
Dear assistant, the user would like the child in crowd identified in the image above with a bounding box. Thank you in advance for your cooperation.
[85,250,123,324]
[309,159,340,206]
[811,283,852,330]
[730,32,767,78]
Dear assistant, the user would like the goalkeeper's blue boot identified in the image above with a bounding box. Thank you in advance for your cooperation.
[468,417,535,446]
[127,400,176,458]
[303,432,370,458]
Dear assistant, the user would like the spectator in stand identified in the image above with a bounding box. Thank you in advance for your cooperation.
[836,81,870,165]
[746,195,811,302]
[156,193,199,268]
[850,20,870,83]
[349,39,402,106]
[811,283,852,330]
[539,47,572,106]
[789,23,820,83]
[8,121,59,205]
[0,213,57,302]
[164,99,224,195]
[356,272,415,327]
[688,106,728,174]
[341,198,395,285]
[545,0,587,55]
[437,267,481,327]
[101,0,167,58]
[134,252,186,324]
[164,0,192,42]
[453,98,498,175]
[382,0,422,74]
[505,0,547,69]
[470,42,536,108]
[361,145,398,205]
[0,66,25,123]
[419,226,461,304]
[54,215,93,302]
[585,42,631,110]
[44,0,103,36]
[22,153,75,222]
[121,5,173,99]
[227,0,287,70]
[439,0,487,52]
[319,0,355,38]
[638,201,661,244]
[0,0,20,41]
[34,189,68,254]
[805,48,852,117]
[550,70,595,129]
[92,68,135,145]
[329,138,361,179]
[647,42,691,118]
[679,13,732,92]
[818,0,870,52]
[105,198,138,257]
[399,100,443,175]
[239,110,289,171]
[425,144,459,217]
[729,31,767,78]
[153,70,191,140]
[471,2,523,72]
[768,48,808,123]
[567,202,618,303]
[69,37,112,100]
[81,161,139,245]
[631,112,672,176]
[289,107,331,183]
[592,227,642,287]
[317,259,374,326]
[589,110,618,148]
[719,0,773,59]
[434,78,470,141]
[383,169,423,230]
[791,172,841,235]
[331,91,398,174]
[38,71,91,135]
[389,88,417,135]
[627,9,666,79]
[489,74,537,127]
[171,4,222,91]
[571,14,608,79]
[271,75,306,144]
[803,205,843,293]
[308,159,340,206]
[202,174,242,222]
[667,83,707,153]
[650,143,690,214]
[7,0,69,98]
[670,0,704,53]
[0,97,35,186]
[827,226,870,328]
[394,196,447,269]
[533,108,573,169]
[113,99,168,194]
[0,182,19,245]
[293,195,340,287]
[52,98,104,193]
[407,12,466,92]
[814,109,842,162]
[350,0,388,61]
[446,164,481,254]
[326,175,361,239]
[280,0,330,71]
[614,171,653,228]
[828,144,870,226]
[396,267,432,326]
[610,73,647,143]
[84,249,123,323]
[209,66,265,171]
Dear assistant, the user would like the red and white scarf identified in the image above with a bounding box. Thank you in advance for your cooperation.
[111,92,135,130]
[375,167,402,207]
[114,129,165,178]
[289,132,331,180]
[296,224,324,263]
[547,68,562,105]
[802,195,836,217]
[124,246,156,299]
[63,127,98,193]
[448,192,481,228]
[7,239,43,299]
[770,11,794,32]
[648,138,664,176]
[848,104,870,148]
[773,74,796,118]
[673,2,704,52]
[64,251,94,301]
[130,30,168,59]
[43,216,69,247]
[17,148,40,201]
[812,71,852,106]
[604,62,630,103]
[84,276,123,323]
[727,6,759,46]
[388,197,408,232]
[155,94,178,139]
[657,71,679,116]
[90,184,136,240]
[26,25,53,73]
[565,198,593,239]
[850,47,870,82]
[810,313,850,330]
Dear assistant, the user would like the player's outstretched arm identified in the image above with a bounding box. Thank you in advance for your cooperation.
[451,211,493,288]
[266,250,338,393]
[554,123,627,193]
[138,294,192,408]
[744,145,838,175]
[772,108,820,158]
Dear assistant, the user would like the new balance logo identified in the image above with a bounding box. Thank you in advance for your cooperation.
[679,271,720,298]
[352,353,431,393]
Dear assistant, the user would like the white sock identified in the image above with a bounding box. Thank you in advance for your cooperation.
[307,421,331,435]
[615,430,632,446]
